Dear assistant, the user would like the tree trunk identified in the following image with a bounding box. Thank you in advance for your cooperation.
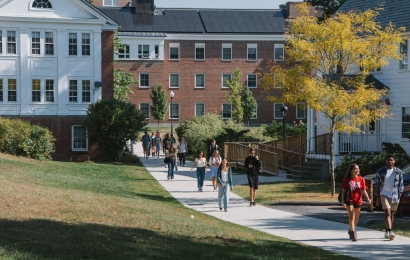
[157,119,160,131]
[330,124,336,196]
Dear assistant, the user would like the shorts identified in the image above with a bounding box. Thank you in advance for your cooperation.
[381,195,399,211]
[210,166,218,177]
[346,201,361,208]
[143,145,150,150]
[247,175,258,189]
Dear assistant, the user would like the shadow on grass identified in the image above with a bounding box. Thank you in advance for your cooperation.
[0,218,349,260]
[258,180,337,194]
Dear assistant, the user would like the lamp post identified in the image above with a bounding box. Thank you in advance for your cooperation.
[280,105,288,139]
[170,91,174,136]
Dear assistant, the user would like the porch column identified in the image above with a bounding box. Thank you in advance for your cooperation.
[334,130,340,155]
[307,106,315,152]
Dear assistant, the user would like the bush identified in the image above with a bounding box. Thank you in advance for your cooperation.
[0,117,55,160]
[334,142,410,181]
[264,120,307,139]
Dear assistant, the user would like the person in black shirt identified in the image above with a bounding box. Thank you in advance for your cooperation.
[244,147,261,207]
[208,139,219,159]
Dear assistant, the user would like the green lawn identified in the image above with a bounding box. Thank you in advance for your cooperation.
[0,153,355,260]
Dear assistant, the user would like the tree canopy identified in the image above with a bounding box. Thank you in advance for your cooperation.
[150,83,168,130]
[259,4,405,195]
[304,0,346,17]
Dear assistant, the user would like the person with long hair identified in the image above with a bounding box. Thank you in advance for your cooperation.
[341,163,372,242]
[209,149,222,192]
[191,151,207,192]
[217,157,233,212]
[166,145,177,181]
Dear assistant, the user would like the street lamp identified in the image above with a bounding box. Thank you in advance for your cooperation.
[170,91,174,136]
[280,105,288,139]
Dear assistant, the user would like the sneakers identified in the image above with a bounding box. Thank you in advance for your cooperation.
[249,202,253,207]
[219,207,222,211]
[167,178,170,181]
[224,209,228,212]
[252,202,256,206]
[389,231,395,240]
[384,231,390,239]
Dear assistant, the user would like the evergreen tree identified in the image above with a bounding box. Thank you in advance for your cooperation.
[226,68,245,123]
[242,89,257,127]
[150,83,168,130]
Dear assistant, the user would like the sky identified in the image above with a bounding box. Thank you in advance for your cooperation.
[154,0,303,9]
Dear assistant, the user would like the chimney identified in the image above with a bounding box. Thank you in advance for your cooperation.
[132,0,155,14]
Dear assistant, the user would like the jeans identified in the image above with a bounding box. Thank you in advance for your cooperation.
[156,145,160,157]
[218,181,230,210]
[167,159,175,179]
[178,152,186,165]
[196,167,206,189]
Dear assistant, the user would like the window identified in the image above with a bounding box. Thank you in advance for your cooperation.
[195,74,205,88]
[195,103,205,117]
[72,125,88,151]
[69,33,77,56]
[7,31,16,54]
[118,44,129,59]
[0,79,3,102]
[140,103,150,119]
[195,43,205,60]
[82,33,90,56]
[140,73,150,87]
[32,79,41,102]
[169,74,179,88]
[247,74,257,88]
[31,32,40,55]
[169,43,179,60]
[402,107,410,138]
[82,80,90,102]
[138,44,149,59]
[32,0,52,8]
[222,74,232,88]
[45,79,54,102]
[400,41,407,69]
[274,44,284,61]
[69,80,77,102]
[247,44,257,61]
[8,79,17,102]
[274,103,284,119]
[222,104,232,119]
[222,43,232,60]
[296,103,305,119]
[0,31,2,54]
[45,32,54,55]
[170,103,180,119]
[155,45,159,58]
[103,0,118,6]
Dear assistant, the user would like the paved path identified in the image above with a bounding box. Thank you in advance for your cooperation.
[133,144,409,260]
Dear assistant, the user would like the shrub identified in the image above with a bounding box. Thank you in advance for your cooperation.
[334,142,410,181]
[264,120,307,139]
[0,117,55,160]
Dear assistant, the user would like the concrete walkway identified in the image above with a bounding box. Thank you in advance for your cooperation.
[134,144,409,260]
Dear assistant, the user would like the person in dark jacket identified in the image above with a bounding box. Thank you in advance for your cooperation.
[207,139,219,159]
[244,147,260,207]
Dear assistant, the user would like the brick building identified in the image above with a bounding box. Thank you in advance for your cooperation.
[95,0,322,127]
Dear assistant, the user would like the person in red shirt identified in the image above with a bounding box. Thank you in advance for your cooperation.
[341,163,372,242]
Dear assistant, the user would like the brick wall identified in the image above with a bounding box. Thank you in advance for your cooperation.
[102,31,114,100]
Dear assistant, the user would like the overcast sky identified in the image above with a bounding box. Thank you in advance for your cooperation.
[154,0,302,9]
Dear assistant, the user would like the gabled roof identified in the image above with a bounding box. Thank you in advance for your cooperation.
[97,7,286,34]
[338,0,410,31]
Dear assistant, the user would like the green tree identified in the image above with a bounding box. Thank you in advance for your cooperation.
[226,68,245,123]
[83,99,147,161]
[150,83,168,130]
[259,4,404,195]
[304,0,346,17]
[241,89,257,127]
[113,69,138,101]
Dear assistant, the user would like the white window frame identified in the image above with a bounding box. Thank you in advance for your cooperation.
[103,0,118,6]
[30,31,55,56]
[400,41,408,70]
[31,78,54,103]
[222,74,232,88]
[402,107,410,138]
[7,30,17,55]
[31,79,41,102]
[195,103,205,117]
[138,44,150,59]
[222,43,232,61]
[31,31,40,55]
[0,78,3,102]
[169,43,180,60]
[247,44,257,61]
[140,102,150,119]
[274,103,284,119]
[31,0,53,9]
[7,78,17,102]
[195,73,205,88]
[247,74,257,88]
[274,43,284,61]
[169,73,180,88]
[72,125,88,151]
[68,79,92,103]
[169,103,180,119]
[118,44,130,59]
[82,80,91,103]
[222,103,232,119]
[195,43,205,61]
[0,78,17,103]
[296,103,305,119]
[68,32,92,57]
[139,73,150,88]
[0,31,2,54]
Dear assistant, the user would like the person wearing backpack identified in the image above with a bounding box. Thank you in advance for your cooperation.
[207,139,219,159]
[177,137,188,167]
[154,131,162,158]
[150,132,156,158]
[141,131,151,159]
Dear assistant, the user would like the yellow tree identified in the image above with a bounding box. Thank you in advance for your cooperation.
[259,3,405,195]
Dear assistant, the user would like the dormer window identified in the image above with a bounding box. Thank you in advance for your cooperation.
[32,0,52,9]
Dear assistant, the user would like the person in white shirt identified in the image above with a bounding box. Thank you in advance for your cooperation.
[191,151,207,192]
[209,150,222,192]
[217,158,233,212]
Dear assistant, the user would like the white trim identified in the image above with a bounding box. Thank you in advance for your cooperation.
[169,43,180,60]
[72,125,88,151]
[247,74,257,88]
[222,43,232,61]
[195,42,205,61]
[139,73,150,88]
[247,43,257,61]
[222,73,232,88]
[274,43,284,61]
[169,102,180,119]
[166,34,285,41]
[222,103,232,119]
[195,73,205,88]
[169,73,180,88]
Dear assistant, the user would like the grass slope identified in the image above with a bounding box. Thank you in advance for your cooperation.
[0,153,354,260]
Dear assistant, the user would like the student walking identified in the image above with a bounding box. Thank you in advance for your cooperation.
[217,158,233,212]
[209,150,222,192]
[154,131,162,158]
[375,154,404,240]
[141,131,151,159]
[163,133,172,168]
[191,151,207,192]
[166,145,177,181]
[207,139,219,159]
[245,148,260,206]
[150,133,156,158]
[341,163,371,242]
[177,137,188,166]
